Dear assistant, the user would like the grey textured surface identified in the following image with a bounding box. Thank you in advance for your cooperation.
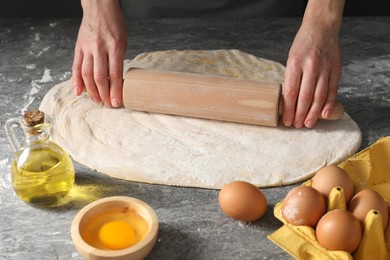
[0,17,389,259]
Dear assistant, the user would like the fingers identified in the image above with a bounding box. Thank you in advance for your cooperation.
[294,68,317,129]
[108,49,124,108]
[283,57,340,129]
[94,52,111,107]
[81,53,102,104]
[302,74,328,128]
[72,48,84,96]
[282,59,301,127]
[72,44,124,108]
[321,66,341,119]
[72,49,124,108]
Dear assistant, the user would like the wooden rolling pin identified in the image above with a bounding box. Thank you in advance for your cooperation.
[122,68,344,127]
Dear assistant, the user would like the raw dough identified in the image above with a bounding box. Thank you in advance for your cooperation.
[40,50,362,188]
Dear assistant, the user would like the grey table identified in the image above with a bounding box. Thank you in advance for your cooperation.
[0,17,389,260]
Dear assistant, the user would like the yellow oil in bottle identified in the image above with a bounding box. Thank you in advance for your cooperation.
[6,111,75,207]
[11,142,75,207]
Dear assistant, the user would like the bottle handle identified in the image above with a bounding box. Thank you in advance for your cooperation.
[4,118,22,152]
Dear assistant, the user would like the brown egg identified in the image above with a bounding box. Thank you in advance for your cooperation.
[348,189,389,230]
[316,209,362,253]
[311,165,354,202]
[218,181,267,221]
[281,186,326,227]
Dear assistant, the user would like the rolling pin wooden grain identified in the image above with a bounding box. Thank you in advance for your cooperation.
[123,68,344,127]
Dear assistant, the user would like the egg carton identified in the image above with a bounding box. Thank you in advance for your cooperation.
[268,136,390,260]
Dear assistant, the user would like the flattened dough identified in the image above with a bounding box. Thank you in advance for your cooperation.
[40,50,362,188]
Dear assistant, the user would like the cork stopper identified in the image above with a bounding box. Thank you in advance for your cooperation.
[24,110,45,127]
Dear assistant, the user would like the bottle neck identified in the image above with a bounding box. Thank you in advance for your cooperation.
[23,122,51,144]
[5,112,53,152]
[26,131,50,143]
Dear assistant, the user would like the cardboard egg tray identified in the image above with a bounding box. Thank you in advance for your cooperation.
[268,136,390,260]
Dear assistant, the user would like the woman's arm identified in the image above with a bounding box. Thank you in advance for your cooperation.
[282,0,345,128]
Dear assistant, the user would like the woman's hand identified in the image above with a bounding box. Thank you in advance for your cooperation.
[72,0,127,108]
[282,0,345,128]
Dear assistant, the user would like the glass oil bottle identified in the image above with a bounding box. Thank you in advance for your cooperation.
[5,110,75,207]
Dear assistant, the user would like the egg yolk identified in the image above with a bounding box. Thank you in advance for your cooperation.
[98,220,136,250]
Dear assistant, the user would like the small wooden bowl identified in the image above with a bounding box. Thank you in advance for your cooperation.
[71,196,158,260]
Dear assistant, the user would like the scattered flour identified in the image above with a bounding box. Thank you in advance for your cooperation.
[28,46,50,57]
[60,71,72,81]
[0,158,11,192]
[40,68,53,83]
[0,158,9,170]
[20,68,53,113]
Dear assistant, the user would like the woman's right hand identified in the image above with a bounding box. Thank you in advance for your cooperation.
[72,0,128,108]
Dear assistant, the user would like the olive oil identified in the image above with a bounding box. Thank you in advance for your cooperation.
[6,110,75,207]
[11,143,75,206]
